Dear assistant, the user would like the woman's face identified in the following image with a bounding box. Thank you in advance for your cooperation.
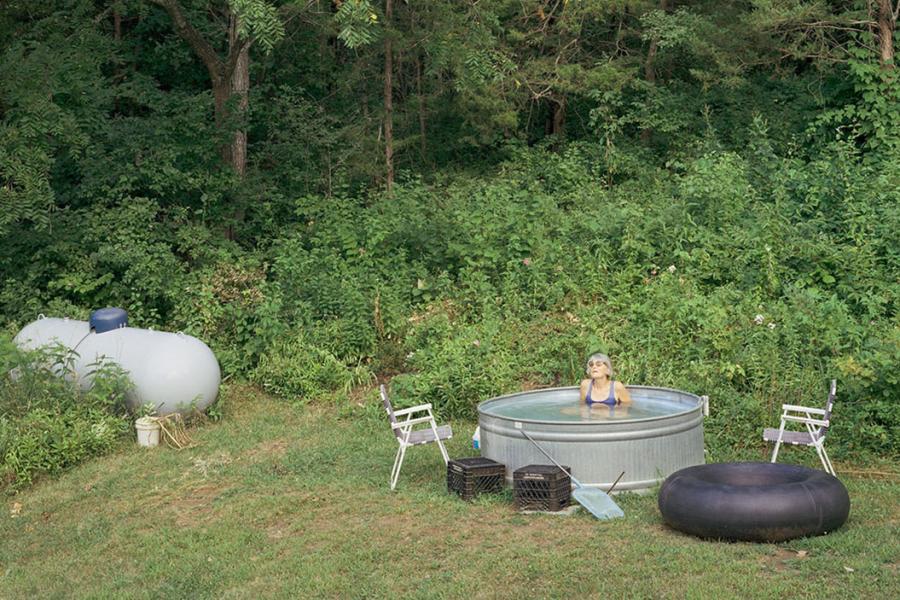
[587,358,610,379]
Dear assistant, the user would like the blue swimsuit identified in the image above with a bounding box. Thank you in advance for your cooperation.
[585,379,618,406]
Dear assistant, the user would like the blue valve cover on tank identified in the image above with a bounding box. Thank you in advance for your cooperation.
[89,307,128,333]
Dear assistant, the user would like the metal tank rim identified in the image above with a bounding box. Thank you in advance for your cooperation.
[477,385,704,424]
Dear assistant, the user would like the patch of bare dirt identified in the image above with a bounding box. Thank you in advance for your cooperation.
[838,467,900,480]
[265,518,292,540]
[760,547,809,572]
[242,438,289,462]
[173,483,235,528]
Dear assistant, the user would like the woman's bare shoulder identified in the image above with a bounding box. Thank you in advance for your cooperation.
[615,380,632,403]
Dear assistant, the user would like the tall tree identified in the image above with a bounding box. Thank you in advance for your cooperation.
[148,0,284,176]
[874,0,897,66]
[383,0,394,192]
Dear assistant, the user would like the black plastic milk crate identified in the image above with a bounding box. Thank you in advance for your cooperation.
[513,464,572,512]
[447,457,506,500]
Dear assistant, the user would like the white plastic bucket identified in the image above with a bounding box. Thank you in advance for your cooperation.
[135,417,161,448]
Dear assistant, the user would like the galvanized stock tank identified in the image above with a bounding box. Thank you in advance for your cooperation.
[13,309,220,415]
[478,386,706,492]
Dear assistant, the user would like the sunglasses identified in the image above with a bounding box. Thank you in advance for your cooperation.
[588,361,609,368]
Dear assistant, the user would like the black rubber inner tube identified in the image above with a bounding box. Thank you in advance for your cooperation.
[658,462,850,542]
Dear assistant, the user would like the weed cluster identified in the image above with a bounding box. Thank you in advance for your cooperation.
[0,341,132,490]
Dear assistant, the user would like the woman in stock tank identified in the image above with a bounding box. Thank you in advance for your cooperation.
[580,352,631,407]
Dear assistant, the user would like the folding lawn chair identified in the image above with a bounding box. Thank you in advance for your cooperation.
[381,384,452,490]
[763,379,837,476]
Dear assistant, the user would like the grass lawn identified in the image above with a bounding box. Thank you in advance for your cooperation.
[2,384,898,599]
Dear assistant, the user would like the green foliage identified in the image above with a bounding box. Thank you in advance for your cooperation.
[0,341,132,490]
[252,333,373,401]
[0,9,111,233]
[229,0,285,53]
[391,315,521,419]
[814,49,900,160]
[833,327,900,455]
[174,256,282,373]
[0,199,193,326]
[295,138,894,460]
[335,0,380,49]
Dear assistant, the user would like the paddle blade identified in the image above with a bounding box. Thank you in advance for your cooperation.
[573,488,625,520]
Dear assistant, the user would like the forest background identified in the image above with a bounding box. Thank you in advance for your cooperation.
[0,0,897,489]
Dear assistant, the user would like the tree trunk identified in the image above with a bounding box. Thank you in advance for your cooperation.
[113,8,121,41]
[113,8,122,113]
[415,52,427,159]
[552,98,565,137]
[641,0,669,142]
[544,98,566,144]
[228,15,250,178]
[213,80,230,163]
[643,0,670,86]
[384,0,394,194]
[875,0,895,67]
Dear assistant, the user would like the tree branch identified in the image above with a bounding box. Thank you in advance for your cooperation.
[150,0,224,83]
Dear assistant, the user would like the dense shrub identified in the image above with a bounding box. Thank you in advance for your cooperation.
[251,333,370,402]
[0,341,132,490]
[2,132,897,463]
[247,137,896,460]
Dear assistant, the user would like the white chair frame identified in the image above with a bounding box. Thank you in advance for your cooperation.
[765,380,836,476]
[381,385,450,490]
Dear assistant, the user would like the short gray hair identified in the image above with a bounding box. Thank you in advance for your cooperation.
[585,353,613,377]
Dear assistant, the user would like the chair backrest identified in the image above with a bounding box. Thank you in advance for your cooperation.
[380,384,402,440]
[818,379,837,438]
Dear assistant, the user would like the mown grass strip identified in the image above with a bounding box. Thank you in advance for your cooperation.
[1,384,897,599]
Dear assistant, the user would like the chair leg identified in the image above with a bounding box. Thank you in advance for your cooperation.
[770,422,786,464]
[770,439,783,464]
[390,444,407,490]
[816,442,836,477]
[435,437,449,465]
[812,442,829,475]
[822,446,836,476]
[390,446,400,489]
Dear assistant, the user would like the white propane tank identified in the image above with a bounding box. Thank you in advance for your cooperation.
[13,310,221,415]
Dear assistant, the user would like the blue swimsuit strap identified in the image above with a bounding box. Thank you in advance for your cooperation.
[586,379,617,406]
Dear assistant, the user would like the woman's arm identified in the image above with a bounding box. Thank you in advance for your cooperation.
[615,381,632,405]
[579,379,591,403]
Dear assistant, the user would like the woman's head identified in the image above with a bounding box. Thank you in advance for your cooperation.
[585,353,613,379]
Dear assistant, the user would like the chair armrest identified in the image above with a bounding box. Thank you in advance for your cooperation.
[781,414,829,427]
[782,404,826,415]
[393,403,433,417]
[391,416,436,429]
